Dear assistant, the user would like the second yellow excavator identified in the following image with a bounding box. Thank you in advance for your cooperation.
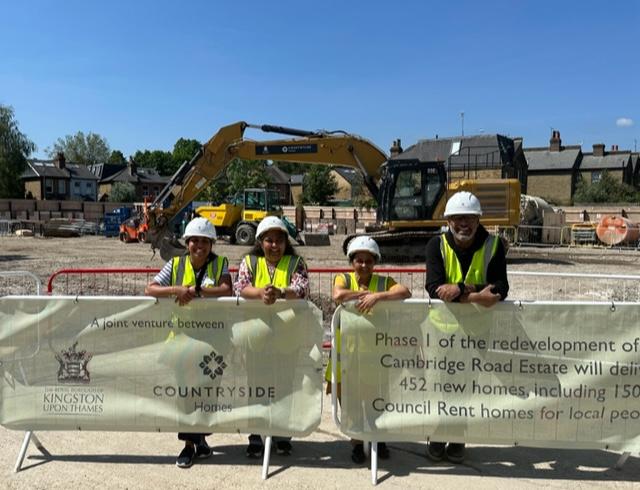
[148,122,520,261]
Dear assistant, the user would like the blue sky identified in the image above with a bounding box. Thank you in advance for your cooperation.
[2,0,638,159]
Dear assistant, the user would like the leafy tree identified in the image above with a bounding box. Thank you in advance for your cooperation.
[275,161,307,175]
[131,149,174,175]
[172,138,201,168]
[573,171,639,203]
[226,159,271,196]
[352,177,378,209]
[109,182,136,202]
[109,150,127,165]
[0,105,35,198]
[302,166,338,205]
[48,131,110,164]
[197,180,228,204]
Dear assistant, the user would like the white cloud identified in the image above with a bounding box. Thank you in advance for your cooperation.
[616,117,634,128]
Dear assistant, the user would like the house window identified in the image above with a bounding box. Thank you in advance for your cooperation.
[591,171,602,184]
[74,182,80,189]
[85,182,92,189]
[45,178,53,193]
[58,180,66,194]
[142,186,149,196]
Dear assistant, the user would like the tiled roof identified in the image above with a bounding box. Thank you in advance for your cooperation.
[22,160,99,180]
[524,146,581,171]
[393,134,515,168]
[101,166,169,185]
[580,152,632,170]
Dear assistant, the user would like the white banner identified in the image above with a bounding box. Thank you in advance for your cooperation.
[0,297,323,436]
[338,300,640,451]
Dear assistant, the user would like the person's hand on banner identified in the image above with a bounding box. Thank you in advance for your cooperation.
[174,285,197,306]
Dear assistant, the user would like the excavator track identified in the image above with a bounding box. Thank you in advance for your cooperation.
[343,230,441,263]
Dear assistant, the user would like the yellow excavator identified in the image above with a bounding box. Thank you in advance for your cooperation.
[148,121,520,261]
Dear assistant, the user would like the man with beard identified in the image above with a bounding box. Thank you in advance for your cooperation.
[424,191,509,464]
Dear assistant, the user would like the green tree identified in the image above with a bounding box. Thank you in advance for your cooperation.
[48,131,111,164]
[0,105,35,198]
[172,138,201,168]
[109,150,127,165]
[226,159,271,196]
[109,182,136,202]
[302,166,338,205]
[573,171,639,203]
[132,149,174,175]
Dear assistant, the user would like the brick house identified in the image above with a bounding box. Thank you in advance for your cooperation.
[580,144,633,187]
[22,153,98,201]
[90,159,169,201]
[524,131,582,205]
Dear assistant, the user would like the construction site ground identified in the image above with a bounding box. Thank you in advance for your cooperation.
[1,235,640,488]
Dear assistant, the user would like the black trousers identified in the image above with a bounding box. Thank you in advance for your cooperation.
[178,433,211,444]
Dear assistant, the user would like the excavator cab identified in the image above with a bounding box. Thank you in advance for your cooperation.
[379,160,446,224]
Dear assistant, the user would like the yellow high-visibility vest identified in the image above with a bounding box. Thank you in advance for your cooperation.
[245,254,301,288]
[439,234,499,285]
[171,254,227,286]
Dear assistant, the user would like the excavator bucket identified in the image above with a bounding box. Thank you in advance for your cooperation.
[149,225,186,261]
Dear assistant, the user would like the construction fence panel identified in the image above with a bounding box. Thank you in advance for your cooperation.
[0,297,323,436]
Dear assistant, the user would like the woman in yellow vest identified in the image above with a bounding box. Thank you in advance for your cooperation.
[327,235,411,464]
[145,217,232,469]
[233,216,309,458]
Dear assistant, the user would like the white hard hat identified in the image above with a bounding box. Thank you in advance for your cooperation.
[443,191,483,217]
[346,235,381,261]
[256,216,288,240]
[183,217,217,241]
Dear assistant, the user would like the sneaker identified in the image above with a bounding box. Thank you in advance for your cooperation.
[426,441,446,462]
[176,444,195,468]
[446,443,466,464]
[276,440,292,455]
[377,442,390,460]
[351,443,366,464]
[195,441,212,459]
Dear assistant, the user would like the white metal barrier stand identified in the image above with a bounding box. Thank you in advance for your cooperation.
[0,271,52,472]
[261,436,273,479]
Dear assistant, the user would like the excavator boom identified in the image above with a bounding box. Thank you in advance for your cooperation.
[148,122,388,259]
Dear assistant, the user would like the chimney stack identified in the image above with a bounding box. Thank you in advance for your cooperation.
[549,130,561,152]
[593,143,605,157]
[54,152,66,169]
[389,139,403,158]
[611,144,619,152]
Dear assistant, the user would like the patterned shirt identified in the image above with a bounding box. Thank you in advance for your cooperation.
[233,255,309,298]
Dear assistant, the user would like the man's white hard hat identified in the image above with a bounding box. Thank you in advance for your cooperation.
[256,216,289,241]
[183,217,217,241]
[443,191,483,217]
[346,235,381,261]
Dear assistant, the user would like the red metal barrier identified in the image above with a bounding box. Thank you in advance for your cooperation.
[47,267,426,295]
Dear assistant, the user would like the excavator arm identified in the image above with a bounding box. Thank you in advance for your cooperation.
[148,121,388,259]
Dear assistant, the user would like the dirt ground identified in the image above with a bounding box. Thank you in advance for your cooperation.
[1,235,640,488]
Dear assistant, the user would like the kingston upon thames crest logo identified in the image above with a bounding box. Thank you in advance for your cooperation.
[199,350,227,380]
[55,342,93,384]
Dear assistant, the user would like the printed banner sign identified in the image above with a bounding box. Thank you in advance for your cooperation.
[339,300,640,451]
[0,297,323,436]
